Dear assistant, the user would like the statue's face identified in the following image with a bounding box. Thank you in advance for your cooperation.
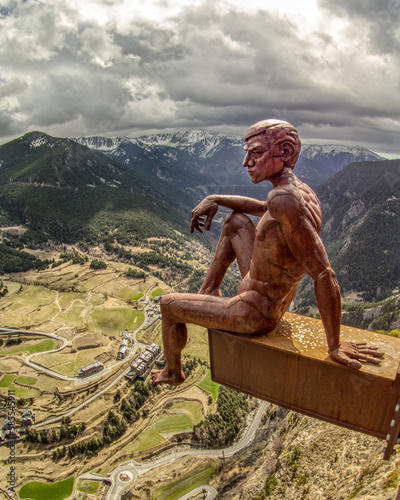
[243,133,283,184]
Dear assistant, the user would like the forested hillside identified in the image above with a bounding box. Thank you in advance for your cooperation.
[0,131,192,245]
[295,159,400,314]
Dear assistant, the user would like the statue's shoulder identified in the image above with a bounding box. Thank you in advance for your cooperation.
[267,174,305,205]
[267,185,302,224]
[268,176,319,205]
[267,176,321,229]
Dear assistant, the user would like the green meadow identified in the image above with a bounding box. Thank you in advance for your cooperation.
[16,375,37,385]
[19,477,74,500]
[0,339,56,356]
[88,309,144,336]
[0,374,14,387]
[198,370,220,400]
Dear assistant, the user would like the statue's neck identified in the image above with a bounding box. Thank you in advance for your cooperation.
[271,166,295,188]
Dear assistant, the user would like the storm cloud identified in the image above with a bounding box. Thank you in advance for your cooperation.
[0,0,399,153]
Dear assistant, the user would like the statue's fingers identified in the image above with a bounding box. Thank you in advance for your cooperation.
[358,354,382,365]
[357,348,384,357]
[205,217,213,230]
[346,357,362,369]
[356,353,380,363]
[192,215,207,232]
[189,215,199,233]
[194,221,203,233]
[354,343,379,350]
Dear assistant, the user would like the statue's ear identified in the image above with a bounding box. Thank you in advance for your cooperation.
[280,141,295,162]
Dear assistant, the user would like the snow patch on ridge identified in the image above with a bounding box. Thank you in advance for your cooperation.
[30,137,48,148]
[302,144,384,161]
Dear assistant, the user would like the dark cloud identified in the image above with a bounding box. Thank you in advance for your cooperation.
[319,0,400,56]
[318,0,400,18]
[0,0,399,153]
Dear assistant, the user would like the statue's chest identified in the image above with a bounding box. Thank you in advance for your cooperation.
[255,212,281,241]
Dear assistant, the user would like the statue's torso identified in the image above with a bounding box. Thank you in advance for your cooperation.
[238,175,322,308]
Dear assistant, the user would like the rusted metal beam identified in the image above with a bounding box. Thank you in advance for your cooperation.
[208,312,400,458]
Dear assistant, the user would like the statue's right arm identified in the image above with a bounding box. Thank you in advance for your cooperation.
[190,195,266,233]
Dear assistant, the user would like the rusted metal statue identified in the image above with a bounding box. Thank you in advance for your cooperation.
[151,119,383,387]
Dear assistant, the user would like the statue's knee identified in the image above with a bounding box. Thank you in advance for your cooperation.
[224,211,252,231]
[160,293,176,310]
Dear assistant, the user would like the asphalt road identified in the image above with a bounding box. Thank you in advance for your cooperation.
[98,400,269,500]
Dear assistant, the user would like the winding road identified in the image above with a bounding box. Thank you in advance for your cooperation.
[78,400,268,500]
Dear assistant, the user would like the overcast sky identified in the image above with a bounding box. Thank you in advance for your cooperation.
[1,0,399,154]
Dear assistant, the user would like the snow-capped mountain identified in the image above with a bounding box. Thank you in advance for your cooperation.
[133,130,243,158]
[298,144,384,185]
[77,136,125,152]
[76,130,243,162]
[75,130,247,199]
[74,130,385,201]
[302,144,383,162]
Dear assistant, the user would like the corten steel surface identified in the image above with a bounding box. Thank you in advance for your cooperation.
[208,312,400,445]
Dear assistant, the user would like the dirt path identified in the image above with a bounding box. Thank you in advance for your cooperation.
[50,290,94,332]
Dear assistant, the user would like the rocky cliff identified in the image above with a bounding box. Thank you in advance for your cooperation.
[214,405,399,499]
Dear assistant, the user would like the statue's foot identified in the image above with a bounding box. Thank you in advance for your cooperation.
[151,368,185,387]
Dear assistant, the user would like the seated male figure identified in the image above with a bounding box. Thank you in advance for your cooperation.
[151,119,383,387]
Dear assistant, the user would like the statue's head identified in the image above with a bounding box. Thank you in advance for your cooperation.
[245,119,301,169]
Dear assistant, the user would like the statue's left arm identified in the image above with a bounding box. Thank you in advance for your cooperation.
[269,193,383,369]
[190,194,266,233]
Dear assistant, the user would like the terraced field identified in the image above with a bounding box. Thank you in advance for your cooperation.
[0,260,163,335]
[0,257,168,405]
[0,253,221,498]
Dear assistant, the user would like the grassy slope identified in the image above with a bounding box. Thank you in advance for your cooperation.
[0,339,56,356]
[199,370,220,400]
[18,477,74,500]
[153,462,217,500]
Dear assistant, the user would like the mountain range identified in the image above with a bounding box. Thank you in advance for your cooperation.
[75,130,384,201]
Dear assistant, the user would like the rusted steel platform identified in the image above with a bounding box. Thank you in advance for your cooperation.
[208,312,400,459]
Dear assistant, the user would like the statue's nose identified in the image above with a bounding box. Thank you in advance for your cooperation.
[243,152,252,167]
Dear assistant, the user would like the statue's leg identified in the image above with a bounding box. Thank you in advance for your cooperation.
[198,211,255,296]
[151,291,278,387]
[151,314,187,386]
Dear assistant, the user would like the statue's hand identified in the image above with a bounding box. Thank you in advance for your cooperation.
[190,197,218,233]
[329,341,384,369]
